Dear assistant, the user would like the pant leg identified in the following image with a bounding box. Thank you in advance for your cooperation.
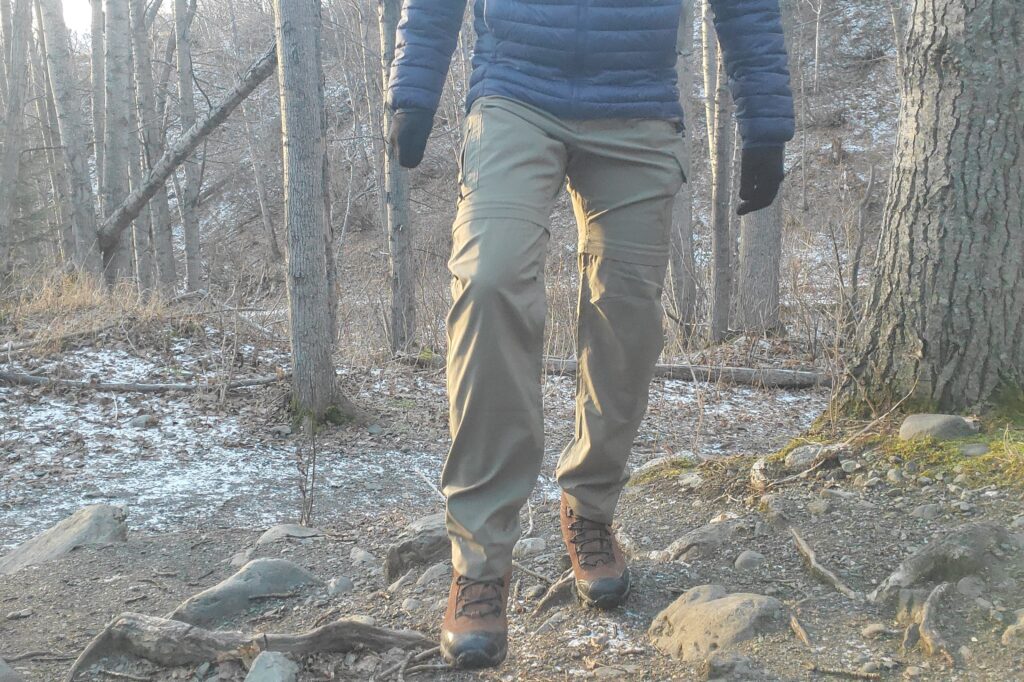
[444,97,569,580]
[555,118,686,523]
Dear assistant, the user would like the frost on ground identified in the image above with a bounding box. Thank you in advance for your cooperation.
[0,346,826,549]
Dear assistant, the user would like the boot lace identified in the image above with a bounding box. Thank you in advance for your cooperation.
[454,575,504,619]
[568,514,615,568]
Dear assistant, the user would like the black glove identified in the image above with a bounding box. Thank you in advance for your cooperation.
[388,108,434,169]
[736,145,785,216]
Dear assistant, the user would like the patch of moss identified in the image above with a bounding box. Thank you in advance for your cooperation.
[765,434,832,464]
[627,457,695,486]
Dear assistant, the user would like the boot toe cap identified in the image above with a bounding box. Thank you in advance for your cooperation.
[441,630,508,669]
[577,570,631,608]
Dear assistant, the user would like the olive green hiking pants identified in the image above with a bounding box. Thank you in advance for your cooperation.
[444,96,686,580]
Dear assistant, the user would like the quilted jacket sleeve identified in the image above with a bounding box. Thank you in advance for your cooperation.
[387,0,468,112]
[708,0,795,148]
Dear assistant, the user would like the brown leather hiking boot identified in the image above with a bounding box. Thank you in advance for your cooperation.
[440,570,511,669]
[560,494,630,609]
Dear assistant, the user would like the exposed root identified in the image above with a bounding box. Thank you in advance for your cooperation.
[67,613,430,681]
[531,569,575,616]
[802,662,881,680]
[791,528,860,600]
[918,583,955,667]
[789,614,813,647]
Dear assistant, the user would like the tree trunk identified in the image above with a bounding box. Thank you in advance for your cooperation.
[99,0,133,282]
[131,0,176,293]
[379,0,416,354]
[90,0,105,193]
[736,197,783,333]
[174,0,203,291]
[666,0,698,333]
[128,52,155,291]
[37,0,103,273]
[0,0,30,276]
[708,42,734,344]
[840,0,1023,415]
[273,0,349,419]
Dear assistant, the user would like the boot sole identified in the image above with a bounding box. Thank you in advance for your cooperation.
[574,579,631,610]
[442,644,508,670]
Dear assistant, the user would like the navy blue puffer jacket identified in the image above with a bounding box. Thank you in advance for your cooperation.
[388,0,795,148]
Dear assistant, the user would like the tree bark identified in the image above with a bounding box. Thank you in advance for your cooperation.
[736,196,783,333]
[273,0,349,419]
[37,0,103,273]
[131,0,176,293]
[0,0,30,276]
[379,0,416,354]
[708,41,734,343]
[666,0,698,332]
[90,0,105,192]
[174,0,203,290]
[840,0,1024,414]
[128,54,155,291]
[100,0,133,282]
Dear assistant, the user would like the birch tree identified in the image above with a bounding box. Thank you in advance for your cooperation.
[90,0,104,192]
[99,0,132,281]
[841,0,1023,414]
[175,0,203,290]
[0,0,30,276]
[37,0,103,272]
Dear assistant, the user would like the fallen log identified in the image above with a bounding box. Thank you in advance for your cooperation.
[0,370,288,393]
[67,613,430,681]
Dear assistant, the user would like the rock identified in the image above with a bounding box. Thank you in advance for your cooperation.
[512,537,547,559]
[841,460,860,474]
[959,443,989,457]
[904,665,923,677]
[593,665,641,678]
[887,468,905,484]
[229,548,254,568]
[5,609,32,620]
[0,659,25,682]
[679,472,705,490]
[535,610,569,634]
[662,519,744,562]
[861,623,889,639]
[734,550,765,572]
[127,414,157,428]
[245,652,299,682]
[784,445,821,470]
[700,652,763,681]
[269,424,292,437]
[899,414,978,440]
[634,455,695,476]
[957,575,986,599]
[415,562,450,587]
[524,584,547,600]
[860,662,880,674]
[0,504,128,575]
[350,547,376,565]
[807,498,831,516]
[328,576,354,596]
[256,524,321,545]
[168,558,320,626]
[383,513,450,583]
[388,568,417,593]
[1011,515,1024,530]
[910,503,942,520]
[649,585,787,661]
[1001,609,1024,646]
[401,597,423,613]
[347,614,376,626]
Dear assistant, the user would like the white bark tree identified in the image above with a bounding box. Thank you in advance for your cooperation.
[0,0,30,276]
[175,0,203,291]
[99,0,133,281]
[90,0,105,192]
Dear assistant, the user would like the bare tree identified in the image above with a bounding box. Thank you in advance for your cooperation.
[99,0,133,281]
[841,0,1023,414]
[0,0,30,276]
[90,0,105,192]
[736,196,783,333]
[37,0,103,272]
[175,0,203,290]
[378,0,416,354]
[707,35,734,344]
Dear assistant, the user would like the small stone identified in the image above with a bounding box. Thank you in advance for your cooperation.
[904,665,923,677]
[899,414,978,440]
[128,414,157,428]
[860,662,881,674]
[910,503,942,520]
[367,424,384,435]
[861,623,889,639]
[865,477,882,488]
[524,584,547,600]
[957,575,985,599]
[245,651,298,682]
[1000,609,1024,646]
[512,537,547,559]
[5,608,32,620]
[347,614,376,626]
[785,445,820,470]
[350,547,376,565]
[887,468,904,484]
[957,501,974,513]
[734,550,766,571]
[841,460,860,474]
[401,597,423,613]
[958,645,974,662]
[388,568,416,592]
[679,472,705,490]
[1010,515,1024,530]
[328,576,355,596]
[256,524,321,546]
[415,562,450,587]
[535,610,568,634]
[807,498,831,515]
[269,424,292,437]
[959,443,989,457]
[383,513,449,583]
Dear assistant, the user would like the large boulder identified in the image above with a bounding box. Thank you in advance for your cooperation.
[384,513,449,583]
[899,414,978,440]
[0,658,26,682]
[168,559,320,626]
[245,652,299,682]
[0,505,127,575]
[649,585,788,661]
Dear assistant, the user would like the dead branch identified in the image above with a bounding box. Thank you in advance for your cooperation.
[513,561,555,585]
[919,583,955,666]
[791,528,860,600]
[790,614,813,646]
[66,612,430,681]
[764,447,841,491]
[803,662,881,680]
[375,646,440,681]
[0,370,288,393]
[98,670,151,681]
[531,569,575,616]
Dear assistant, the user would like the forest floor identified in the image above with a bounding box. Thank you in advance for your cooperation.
[2,317,1023,681]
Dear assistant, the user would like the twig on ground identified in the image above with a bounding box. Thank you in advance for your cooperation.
[97,670,151,681]
[790,614,812,646]
[248,592,298,601]
[531,569,575,616]
[413,469,444,501]
[0,370,289,393]
[2,650,72,662]
[764,453,836,491]
[919,582,955,666]
[512,561,555,584]
[791,528,860,600]
[803,662,881,680]
[403,663,450,676]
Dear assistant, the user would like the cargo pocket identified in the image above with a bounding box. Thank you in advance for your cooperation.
[458,103,486,199]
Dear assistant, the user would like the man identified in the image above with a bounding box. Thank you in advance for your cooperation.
[387,0,794,669]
